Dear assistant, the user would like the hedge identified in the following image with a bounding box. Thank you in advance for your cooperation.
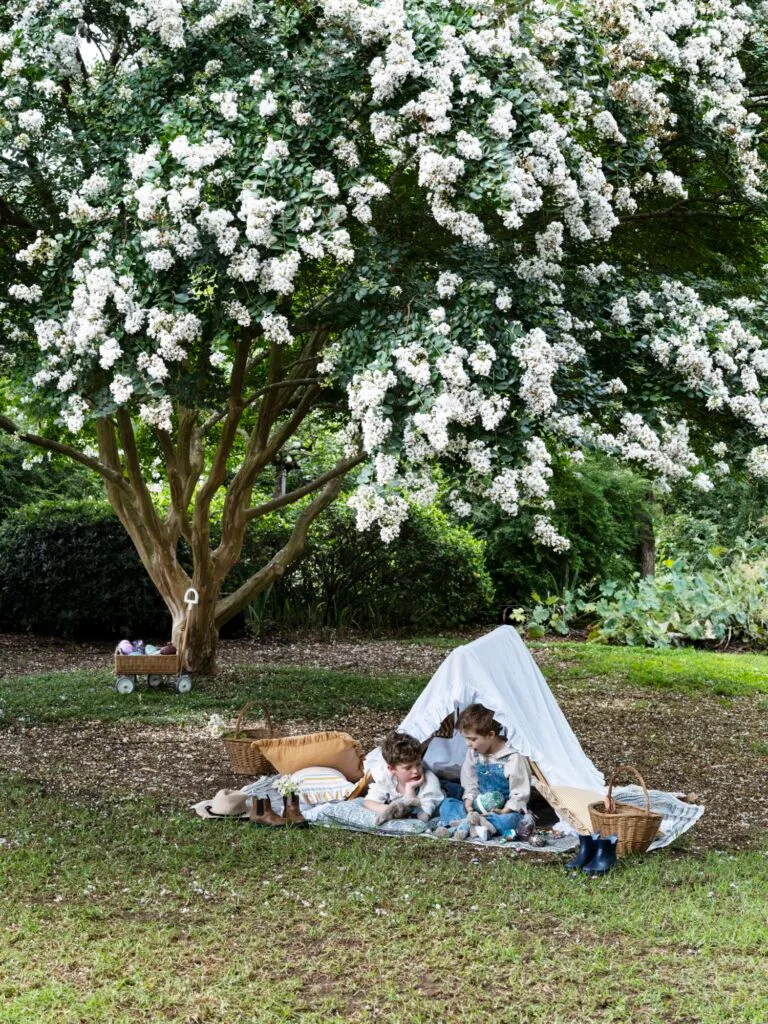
[0,498,494,637]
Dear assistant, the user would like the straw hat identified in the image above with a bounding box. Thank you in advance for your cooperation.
[204,789,248,818]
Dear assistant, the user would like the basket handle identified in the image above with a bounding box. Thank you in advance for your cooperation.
[232,702,275,738]
[606,764,652,815]
[262,703,275,737]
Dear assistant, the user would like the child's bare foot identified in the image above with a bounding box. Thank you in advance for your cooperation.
[435,825,454,838]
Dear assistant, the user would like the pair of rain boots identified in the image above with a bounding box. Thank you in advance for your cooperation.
[565,832,618,876]
[249,794,307,829]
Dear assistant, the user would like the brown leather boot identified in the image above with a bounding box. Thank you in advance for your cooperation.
[249,797,286,827]
[283,793,308,828]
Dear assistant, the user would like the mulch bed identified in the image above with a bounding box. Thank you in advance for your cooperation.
[1,631,766,852]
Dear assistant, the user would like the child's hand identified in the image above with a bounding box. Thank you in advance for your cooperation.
[463,798,474,813]
[403,776,423,799]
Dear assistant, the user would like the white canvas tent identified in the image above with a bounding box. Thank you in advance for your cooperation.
[365,625,606,832]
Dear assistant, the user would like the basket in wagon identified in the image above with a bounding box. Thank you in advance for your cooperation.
[114,601,194,695]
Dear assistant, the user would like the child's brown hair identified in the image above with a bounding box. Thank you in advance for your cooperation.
[381,731,423,766]
[458,703,503,737]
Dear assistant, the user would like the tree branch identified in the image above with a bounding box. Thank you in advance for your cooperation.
[214,474,346,626]
[157,427,193,542]
[201,377,320,435]
[196,333,251,509]
[0,413,128,486]
[0,197,37,232]
[619,207,746,223]
[245,454,364,521]
[115,408,165,540]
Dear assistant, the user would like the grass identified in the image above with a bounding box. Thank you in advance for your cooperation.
[1,776,767,1024]
[538,643,768,697]
[2,640,767,730]
[0,664,425,727]
[413,636,768,698]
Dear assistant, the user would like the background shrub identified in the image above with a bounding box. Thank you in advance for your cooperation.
[0,499,168,637]
[472,455,650,602]
[0,497,493,637]
[517,540,768,648]
[239,502,494,633]
[0,435,100,520]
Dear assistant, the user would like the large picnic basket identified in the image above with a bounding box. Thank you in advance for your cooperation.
[588,764,663,857]
[222,702,280,775]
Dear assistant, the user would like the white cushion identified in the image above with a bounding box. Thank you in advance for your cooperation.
[290,766,355,805]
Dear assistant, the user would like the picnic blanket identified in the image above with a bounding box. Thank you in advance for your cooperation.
[192,778,703,854]
[612,785,704,851]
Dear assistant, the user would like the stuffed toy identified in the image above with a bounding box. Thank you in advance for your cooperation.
[472,790,506,814]
[375,799,430,825]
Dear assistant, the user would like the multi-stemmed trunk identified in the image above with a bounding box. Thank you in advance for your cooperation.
[1,328,362,676]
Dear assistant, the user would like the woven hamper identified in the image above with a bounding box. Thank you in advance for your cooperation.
[589,764,662,857]
[222,702,279,775]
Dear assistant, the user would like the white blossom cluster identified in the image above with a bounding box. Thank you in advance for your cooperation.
[347,484,409,542]
[1,0,767,552]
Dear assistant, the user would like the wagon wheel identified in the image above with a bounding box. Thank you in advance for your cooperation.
[175,674,192,694]
[116,675,135,695]
[147,675,164,689]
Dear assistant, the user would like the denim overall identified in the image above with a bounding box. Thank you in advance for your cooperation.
[438,758,523,835]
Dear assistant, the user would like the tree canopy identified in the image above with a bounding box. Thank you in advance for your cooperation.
[1,0,767,668]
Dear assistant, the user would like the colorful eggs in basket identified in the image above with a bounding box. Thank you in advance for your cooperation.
[159,643,177,655]
[117,639,133,656]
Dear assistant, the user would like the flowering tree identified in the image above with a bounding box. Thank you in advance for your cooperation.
[1,0,768,672]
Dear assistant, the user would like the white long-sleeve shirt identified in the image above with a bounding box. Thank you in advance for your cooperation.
[367,767,444,816]
[459,742,530,813]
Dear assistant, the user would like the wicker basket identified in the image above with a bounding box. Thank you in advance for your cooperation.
[222,702,279,775]
[115,652,181,675]
[589,764,663,857]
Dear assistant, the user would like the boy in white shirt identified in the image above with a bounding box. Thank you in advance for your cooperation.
[365,731,444,823]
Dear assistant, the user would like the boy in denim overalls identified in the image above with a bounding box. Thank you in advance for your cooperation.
[437,703,532,840]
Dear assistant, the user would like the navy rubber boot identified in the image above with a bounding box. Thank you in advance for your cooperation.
[582,834,618,876]
[564,832,600,871]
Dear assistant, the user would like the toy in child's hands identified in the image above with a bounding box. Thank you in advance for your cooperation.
[515,812,536,841]
[472,790,506,814]
[375,800,415,825]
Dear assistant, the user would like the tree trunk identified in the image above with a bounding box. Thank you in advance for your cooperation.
[638,491,656,577]
[177,609,220,676]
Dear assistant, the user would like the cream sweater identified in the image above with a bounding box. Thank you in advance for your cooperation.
[459,742,531,813]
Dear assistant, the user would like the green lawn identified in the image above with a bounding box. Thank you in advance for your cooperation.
[2,641,767,730]
[533,642,768,697]
[1,778,767,1024]
[0,663,424,727]
[2,640,768,1022]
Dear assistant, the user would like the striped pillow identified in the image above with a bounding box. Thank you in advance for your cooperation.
[291,766,356,805]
